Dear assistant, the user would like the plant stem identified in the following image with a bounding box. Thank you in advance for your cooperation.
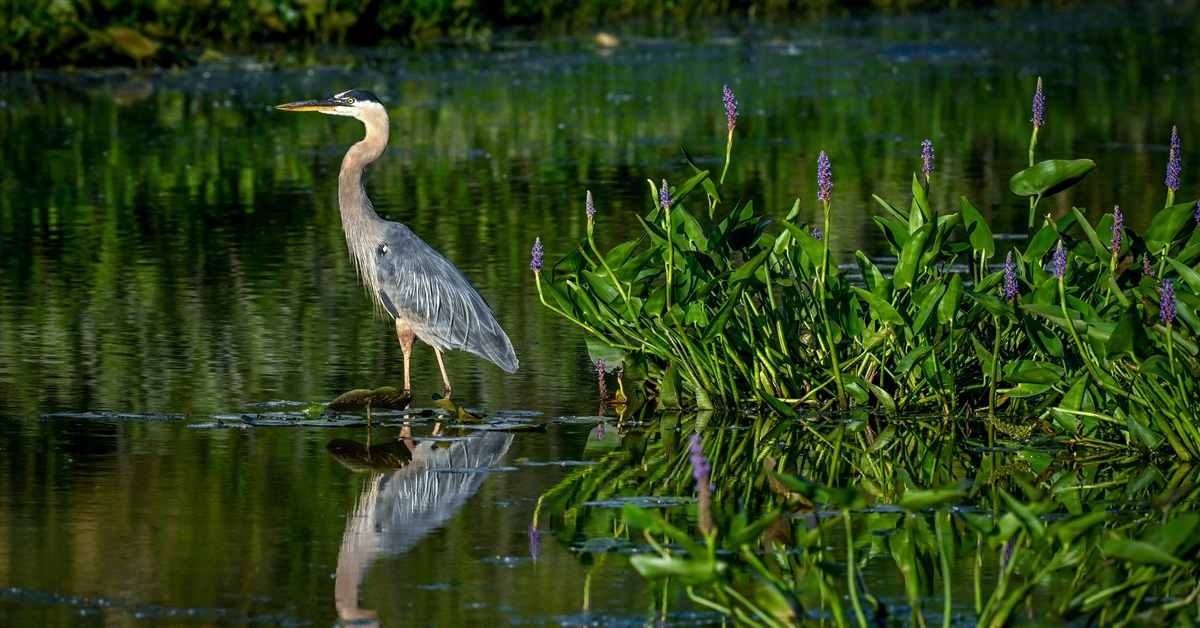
[818,198,848,407]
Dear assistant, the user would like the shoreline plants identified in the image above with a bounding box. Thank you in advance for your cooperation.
[532,79,1199,456]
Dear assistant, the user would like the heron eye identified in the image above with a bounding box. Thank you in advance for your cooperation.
[346,98,356,104]
[380,243,389,254]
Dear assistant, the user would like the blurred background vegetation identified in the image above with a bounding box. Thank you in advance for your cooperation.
[1,0,1095,69]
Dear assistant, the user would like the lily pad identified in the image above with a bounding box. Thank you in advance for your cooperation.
[328,386,412,411]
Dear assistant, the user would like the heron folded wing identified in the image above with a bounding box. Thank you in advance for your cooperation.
[374,222,519,372]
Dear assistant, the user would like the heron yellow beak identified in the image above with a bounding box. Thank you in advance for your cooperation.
[275,97,346,112]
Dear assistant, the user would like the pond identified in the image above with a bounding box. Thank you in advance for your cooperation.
[2,3,1199,625]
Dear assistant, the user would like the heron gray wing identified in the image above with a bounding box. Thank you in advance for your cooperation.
[373,221,519,373]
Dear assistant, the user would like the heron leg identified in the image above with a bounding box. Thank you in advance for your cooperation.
[434,348,453,398]
[395,321,415,394]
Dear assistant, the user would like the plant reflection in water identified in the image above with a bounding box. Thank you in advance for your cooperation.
[326,428,513,624]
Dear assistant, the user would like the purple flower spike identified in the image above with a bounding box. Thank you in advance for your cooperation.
[1111,206,1123,254]
[811,227,823,242]
[1030,77,1045,128]
[688,433,711,491]
[530,237,544,273]
[723,84,738,132]
[1050,240,1067,279]
[1161,279,1177,325]
[921,139,934,176]
[660,179,671,210]
[689,433,714,535]
[817,151,832,202]
[528,524,541,559]
[1142,253,1155,278]
[1002,252,1019,301]
[1195,200,1200,224]
[1167,126,1182,192]
[586,190,595,222]
[596,359,607,400]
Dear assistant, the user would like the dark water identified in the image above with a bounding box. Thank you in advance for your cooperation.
[1,4,1198,625]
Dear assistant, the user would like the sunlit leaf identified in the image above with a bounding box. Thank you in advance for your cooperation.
[1009,159,1095,198]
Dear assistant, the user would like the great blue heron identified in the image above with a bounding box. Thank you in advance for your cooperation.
[276,88,518,396]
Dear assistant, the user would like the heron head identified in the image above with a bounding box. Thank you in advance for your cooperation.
[275,88,385,119]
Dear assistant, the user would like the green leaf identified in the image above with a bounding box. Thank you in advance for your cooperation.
[763,394,799,418]
[872,215,910,253]
[1145,200,1199,255]
[629,554,726,585]
[681,146,721,203]
[1126,405,1164,450]
[731,248,772,286]
[585,338,626,368]
[1009,159,1096,198]
[1051,510,1110,545]
[896,346,933,374]
[1106,303,1151,361]
[893,221,933,290]
[658,362,682,410]
[1000,489,1045,539]
[1004,360,1063,384]
[960,196,995,259]
[911,173,932,223]
[1100,539,1186,567]
[939,274,964,324]
[850,286,907,326]
[699,287,744,344]
[872,194,909,224]
[1166,257,1200,293]
[899,485,967,513]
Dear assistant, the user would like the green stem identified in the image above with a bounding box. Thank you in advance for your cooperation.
[586,221,629,304]
[989,316,1002,418]
[818,198,848,407]
[844,511,868,628]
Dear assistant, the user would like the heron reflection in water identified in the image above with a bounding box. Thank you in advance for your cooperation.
[276,89,519,397]
[326,429,513,624]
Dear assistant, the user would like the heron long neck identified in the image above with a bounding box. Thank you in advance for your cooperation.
[338,107,391,232]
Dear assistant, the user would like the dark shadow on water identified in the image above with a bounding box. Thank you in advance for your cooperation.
[328,429,513,625]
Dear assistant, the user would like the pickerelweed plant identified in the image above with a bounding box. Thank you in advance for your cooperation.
[532,80,1198,455]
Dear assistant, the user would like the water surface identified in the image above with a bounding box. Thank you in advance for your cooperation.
[1,4,1198,625]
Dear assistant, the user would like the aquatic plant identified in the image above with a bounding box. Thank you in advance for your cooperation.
[534,78,1200,456]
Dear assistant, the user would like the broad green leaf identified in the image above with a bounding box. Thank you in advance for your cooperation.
[658,362,682,410]
[1004,360,1064,384]
[731,248,772,285]
[762,394,798,418]
[896,346,933,374]
[1145,199,1199,255]
[1166,257,1200,293]
[585,338,626,368]
[1106,303,1151,361]
[893,222,933,290]
[965,290,1012,319]
[872,215,910,253]
[699,288,743,343]
[604,238,642,269]
[960,196,995,259]
[899,486,967,513]
[1009,159,1096,198]
[1100,539,1186,567]
[628,555,726,585]
[1127,405,1164,450]
[939,274,964,324]
[911,173,932,223]
[1025,222,1060,263]
[850,286,907,326]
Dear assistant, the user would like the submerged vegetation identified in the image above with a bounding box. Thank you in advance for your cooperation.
[534,79,1199,456]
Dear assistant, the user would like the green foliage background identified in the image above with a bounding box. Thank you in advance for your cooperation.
[1,0,1104,68]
